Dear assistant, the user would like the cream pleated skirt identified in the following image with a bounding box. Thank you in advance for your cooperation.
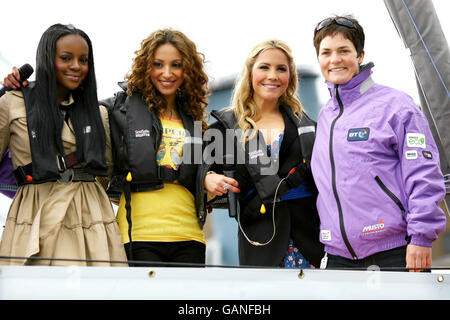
[0,180,127,266]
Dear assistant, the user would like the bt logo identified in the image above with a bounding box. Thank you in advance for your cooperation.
[347,128,370,141]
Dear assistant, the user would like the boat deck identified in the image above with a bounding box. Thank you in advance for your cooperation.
[1,265,449,300]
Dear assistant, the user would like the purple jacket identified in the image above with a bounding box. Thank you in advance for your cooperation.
[0,149,16,198]
[311,63,446,260]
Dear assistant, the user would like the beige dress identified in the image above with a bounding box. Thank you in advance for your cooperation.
[0,90,127,266]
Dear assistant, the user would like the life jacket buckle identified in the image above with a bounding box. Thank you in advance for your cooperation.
[56,155,67,172]
[58,168,73,183]
[157,165,178,182]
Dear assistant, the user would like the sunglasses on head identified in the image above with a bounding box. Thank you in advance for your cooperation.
[315,17,357,32]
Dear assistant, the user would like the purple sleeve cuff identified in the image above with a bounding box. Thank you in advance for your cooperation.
[409,235,433,247]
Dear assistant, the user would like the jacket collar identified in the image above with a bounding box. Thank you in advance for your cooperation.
[120,83,196,136]
[118,80,128,91]
[326,62,375,107]
[210,103,300,129]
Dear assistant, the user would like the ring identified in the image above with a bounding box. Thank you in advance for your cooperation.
[223,183,229,190]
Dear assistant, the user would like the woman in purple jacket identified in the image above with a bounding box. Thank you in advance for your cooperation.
[311,15,446,271]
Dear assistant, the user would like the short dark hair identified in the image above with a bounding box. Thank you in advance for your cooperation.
[313,15,365,57]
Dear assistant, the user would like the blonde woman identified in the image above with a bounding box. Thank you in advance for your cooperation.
[203,40,324,267]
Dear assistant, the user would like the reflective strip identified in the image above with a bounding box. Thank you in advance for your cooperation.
[360,76,375,95]
[298,126,315,136]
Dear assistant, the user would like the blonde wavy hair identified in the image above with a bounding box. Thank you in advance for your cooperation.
[126,29,209,130]
[231,39,303,143]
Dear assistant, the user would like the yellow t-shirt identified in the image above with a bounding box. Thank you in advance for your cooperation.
[116,117,205,245]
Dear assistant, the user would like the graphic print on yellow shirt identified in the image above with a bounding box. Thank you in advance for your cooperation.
[116,117,205,245]
[156,117,185,169]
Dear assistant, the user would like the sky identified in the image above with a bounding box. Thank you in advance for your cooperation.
[0,0,449,225]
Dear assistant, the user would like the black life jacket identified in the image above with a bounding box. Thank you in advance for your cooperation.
[104,83,204,261]
[106,82,202,197]
[208,104,323,267]
[20,82,107,183]
[210,103,317,204]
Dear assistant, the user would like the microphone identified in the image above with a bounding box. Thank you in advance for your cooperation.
[223,154,237,218]
[0,64,34,98]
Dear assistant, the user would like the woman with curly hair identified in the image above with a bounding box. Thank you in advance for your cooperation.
[202,39,324,267]
[105,29,209,266]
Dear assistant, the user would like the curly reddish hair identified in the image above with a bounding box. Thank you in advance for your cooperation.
[126,29,209,130]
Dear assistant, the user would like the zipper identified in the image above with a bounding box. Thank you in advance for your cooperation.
[330,85,358,260]
[374,176,406,217]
